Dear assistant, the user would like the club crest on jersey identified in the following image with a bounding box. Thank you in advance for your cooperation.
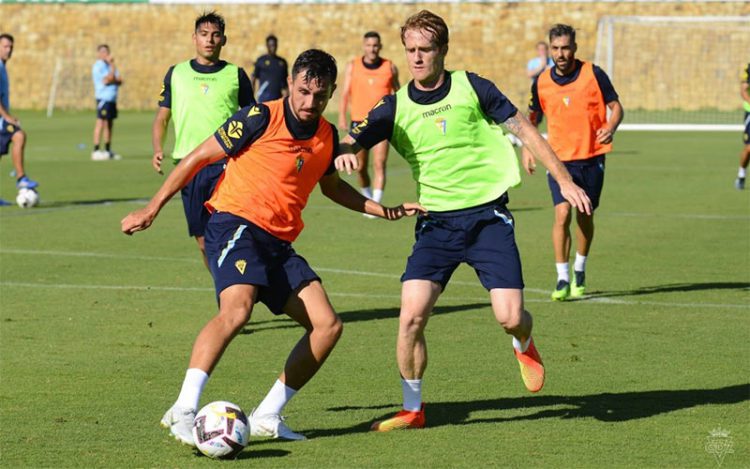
[235,259,247,275]
[562,96,571,107]
[435,118,447,135]
[296,155,304,173]
[247,106,261,117]
[228,121,244,139]
[200,83,209,95]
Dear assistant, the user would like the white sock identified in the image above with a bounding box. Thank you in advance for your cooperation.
[739,167,747,178]
[513,336,530,353]
[373,189,384,203]
[254,379,297,417]
[574,253,587,273]
[175,368,209,410]
[361,187,373,199]
[401,378,422,411]
[556,262,569,282]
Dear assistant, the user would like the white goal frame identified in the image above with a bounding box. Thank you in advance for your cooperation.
[594,15,750,132]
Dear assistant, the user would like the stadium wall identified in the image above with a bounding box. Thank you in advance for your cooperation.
[1,2,748,112]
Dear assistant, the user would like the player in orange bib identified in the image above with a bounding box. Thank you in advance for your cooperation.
[523,24,624,301]
[122,49,424,445]
[338,31,400,211]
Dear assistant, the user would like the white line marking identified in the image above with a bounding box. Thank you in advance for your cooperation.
[607,212,749,221]
[1,248,746,309]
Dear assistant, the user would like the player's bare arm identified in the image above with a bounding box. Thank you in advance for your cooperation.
[391,63,401,91]
[0,101,18,125]
[151,106,172,174]
[596,100,624,144]
[318,171,425,220]
[122,136,225,235]
[334,134,363,174]
[337,62,353,130]
[506,112,592,214]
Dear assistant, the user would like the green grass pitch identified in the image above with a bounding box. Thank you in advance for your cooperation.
[1,111,748,467]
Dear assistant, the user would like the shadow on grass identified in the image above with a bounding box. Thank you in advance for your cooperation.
[236,448,291,460]
[588,282,750,299]
[239,302,490,335]
[305,383,749,438]
[44,197,150,207]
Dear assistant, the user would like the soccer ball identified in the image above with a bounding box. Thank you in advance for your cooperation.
[16,188,39,208]
[192,401,249,459]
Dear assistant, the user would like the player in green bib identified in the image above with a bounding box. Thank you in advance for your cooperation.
[151,11,254,266]
[337,10,592,431]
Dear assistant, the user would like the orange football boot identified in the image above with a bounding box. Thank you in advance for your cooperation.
[371,404,425,432]
[514,338,545,393]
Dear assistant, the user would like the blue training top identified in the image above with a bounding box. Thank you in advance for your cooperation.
[92,59,119,102]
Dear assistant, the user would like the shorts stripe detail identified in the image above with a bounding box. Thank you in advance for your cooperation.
[494,210,513,226]
[217,225,247,267]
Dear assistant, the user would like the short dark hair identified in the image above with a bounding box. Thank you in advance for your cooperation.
[549,24,576,44]
[401,10,449,49]
[291,49,337,87]
[266,34,278,44]
[0,34,14,43]
[97,44,110,52]
[195,11,225,35]
[363,31,381,41]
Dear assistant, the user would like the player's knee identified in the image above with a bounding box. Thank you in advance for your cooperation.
[218,301,253,332]
[399,310,428,336]
[373,159,386,173]
[324,316,344,344]
[495,303,524,332]
[554,205,571,225]
[12,130,26,144]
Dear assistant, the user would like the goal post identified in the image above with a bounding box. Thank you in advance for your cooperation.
[594,16,750,131]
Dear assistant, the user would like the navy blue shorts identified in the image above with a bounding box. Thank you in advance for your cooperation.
[0,121,20,156]
[548,155,606,210]
[743,112,749,145]
[402,194,524,291]
[180,161,225,237]
[205,212,321,314]
[96,100,118,120]
[350,121,363,133]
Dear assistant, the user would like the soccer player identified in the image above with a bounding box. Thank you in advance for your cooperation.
[526,41,553,81]
[735,62,750,190]
[523,24,623,301]
[152,12,254,267]
[335,10,591,431]
[252,35,289,103]
[338,31,400,208]
[122,49,423,444]
[91,44,122,161]
[0,33,38,202]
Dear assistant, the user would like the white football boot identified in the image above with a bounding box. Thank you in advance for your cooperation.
[160,405,196,447]
[249,409,306,441]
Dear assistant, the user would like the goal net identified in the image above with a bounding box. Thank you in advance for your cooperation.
[594,16,750,131]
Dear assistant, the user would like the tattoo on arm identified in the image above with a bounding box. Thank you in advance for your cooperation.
[504,114,523,135]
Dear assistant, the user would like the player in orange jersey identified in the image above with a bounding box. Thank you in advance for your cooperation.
[523,24,623,301]
[122,49,424,445]
[338,31,400,210]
